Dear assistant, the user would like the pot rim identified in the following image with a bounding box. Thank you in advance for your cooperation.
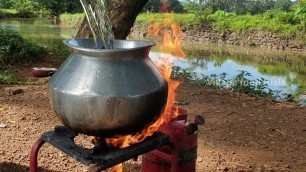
[64,39,156,53]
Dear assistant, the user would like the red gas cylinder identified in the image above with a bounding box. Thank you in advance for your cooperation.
[142,109,204,172]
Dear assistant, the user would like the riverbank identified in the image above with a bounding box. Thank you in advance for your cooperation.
[0,9,17,18]
[59,12,306,52]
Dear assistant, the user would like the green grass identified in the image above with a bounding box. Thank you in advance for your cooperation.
[0,70,18,85]
[0,28,47,66]
[136,13,200,26]
[0,28,47,84]
[2,9,17,14]
[136,11,301,36]
[212,13,298,35]
[56,10,302,36]
[45,41,71,64]
[172,67,284,99]
[0,9,18,18]
[60,13,84,26]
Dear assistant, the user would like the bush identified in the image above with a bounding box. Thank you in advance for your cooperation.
[136,12,299,35]
[13,0,39,18]
[0,10,5,18]
[136,13,200,26]
[0,28,47,66]
[0,70,18,84]
[45,41,71,64]
[263,10,297,25]
[60,13,84,26]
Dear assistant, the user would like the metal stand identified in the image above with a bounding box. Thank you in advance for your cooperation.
[30,138,46,172]
[29,126,170,172]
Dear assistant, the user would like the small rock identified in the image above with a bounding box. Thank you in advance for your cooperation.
[197,157,203,162]
[0,123,7,128]
[11,89,24,95]
[217,166,229,171]
[285,164,291,169]
[175,100,189,105]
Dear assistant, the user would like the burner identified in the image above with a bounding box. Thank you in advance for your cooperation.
[30,126,170,172]
[30,109,203,172]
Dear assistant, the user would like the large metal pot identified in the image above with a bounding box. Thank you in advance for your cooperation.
[48,39,168,137]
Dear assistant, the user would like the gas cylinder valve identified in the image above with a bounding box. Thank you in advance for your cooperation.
[187,115,205,135]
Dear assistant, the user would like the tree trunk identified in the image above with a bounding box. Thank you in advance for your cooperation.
[76,0,149,39]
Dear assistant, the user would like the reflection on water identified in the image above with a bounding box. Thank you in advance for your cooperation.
[0,19,305,104]
[151,52,298,95]
[0,18,78,43]
[150,48,306,105]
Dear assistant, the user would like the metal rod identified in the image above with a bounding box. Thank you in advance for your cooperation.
[30,138,46,172]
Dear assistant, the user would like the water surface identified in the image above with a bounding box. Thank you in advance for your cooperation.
[0,18,78,43]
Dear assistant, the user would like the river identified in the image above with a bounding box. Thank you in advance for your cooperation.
[1,18,305,105]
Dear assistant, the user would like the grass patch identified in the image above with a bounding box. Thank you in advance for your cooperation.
[212,12,298,35]
[45,41,71,64]
[0,28,47,66]
[60,13,84,26]
[136,11,301,36]
[0,28,47,84]
[0,70,18,85]
[136,13,200,26]
[57,11,302,36]
[172,67,284,99]
[0,10,5,18]
[2,9,17,14]
[0,9,18,18]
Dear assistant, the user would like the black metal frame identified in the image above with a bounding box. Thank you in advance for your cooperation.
[30,126,170,172]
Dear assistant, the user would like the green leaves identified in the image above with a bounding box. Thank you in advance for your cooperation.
[40,0,83,16]
[0,28,47,66]
[172,67,281,98]
[294,6,306,33]
[0,70,18,85]
[13,0,40,17]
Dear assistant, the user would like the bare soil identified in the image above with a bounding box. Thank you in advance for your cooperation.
[0,58,305,172]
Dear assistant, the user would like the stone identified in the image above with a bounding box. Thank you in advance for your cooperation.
[0,123,7,128]
[11,89,24,95]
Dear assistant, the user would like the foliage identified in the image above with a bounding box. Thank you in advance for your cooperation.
[136,13,200,26]
[13,0,40,18]
[181,0,293,15]
[0,0,15,9]
[0,70,18,85]
[294,6,306,33]
[274,0,292,12]
[263,9,297,25]
[60,13,84,26]
[45,41,71,64]
[136,10,299,35]
[143,0,184,13]
[40,0,83,17]
[195,7,213,23]
[0,28,47,66]
[212,11,298,34]
[0,9,5,18]
[172,67,283,99]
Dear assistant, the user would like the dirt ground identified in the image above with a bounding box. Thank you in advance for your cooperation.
[0,58,305,172]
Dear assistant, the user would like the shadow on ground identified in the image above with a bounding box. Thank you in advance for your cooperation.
[0,162,59,172]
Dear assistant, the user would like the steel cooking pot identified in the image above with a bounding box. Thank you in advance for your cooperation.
[48,39,168,137]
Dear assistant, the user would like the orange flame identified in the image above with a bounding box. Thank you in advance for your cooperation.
[106,164,123,172]
[104,14,185,172]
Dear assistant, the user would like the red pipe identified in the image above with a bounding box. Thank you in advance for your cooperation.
[30,138,45,172]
